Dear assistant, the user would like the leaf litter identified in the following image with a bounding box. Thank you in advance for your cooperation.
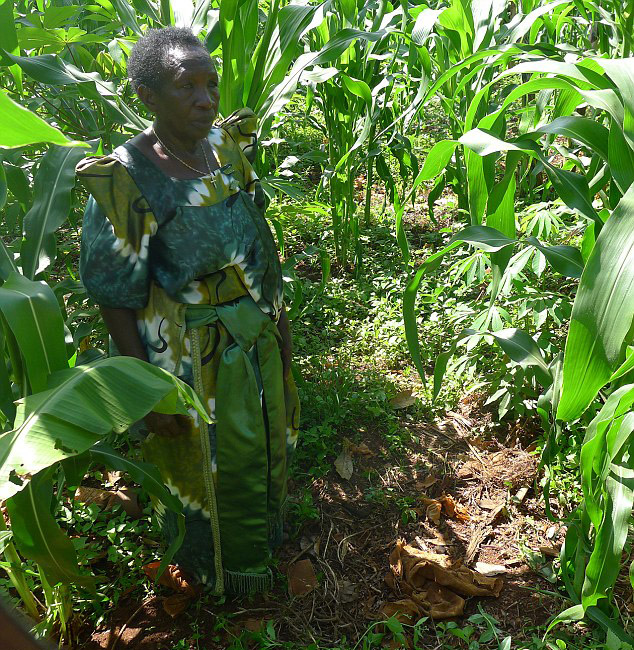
[82,410,563,649]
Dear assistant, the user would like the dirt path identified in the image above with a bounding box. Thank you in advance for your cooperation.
[80,409,561,649]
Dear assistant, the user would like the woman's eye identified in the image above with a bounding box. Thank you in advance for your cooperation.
[183,83,193,89]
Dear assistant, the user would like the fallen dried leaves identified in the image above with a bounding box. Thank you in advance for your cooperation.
[335,438,375,480]
[381,540,503,621]
[287,559,317,597]
[418,494,469,523]
[143,562,199,617]
[75,486,142,519]
[389,390,416,409]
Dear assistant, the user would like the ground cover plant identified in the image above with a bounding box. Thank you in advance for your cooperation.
[2,0,634,648]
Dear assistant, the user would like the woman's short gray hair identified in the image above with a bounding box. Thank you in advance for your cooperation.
[127,26,209,92]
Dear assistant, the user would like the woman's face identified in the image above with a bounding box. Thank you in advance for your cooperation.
[148,45,220,143]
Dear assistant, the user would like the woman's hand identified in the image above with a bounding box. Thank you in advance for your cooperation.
[144,412,190,437]
[277,307,293,380]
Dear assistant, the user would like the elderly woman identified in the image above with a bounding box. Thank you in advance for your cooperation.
[77,27,299,595]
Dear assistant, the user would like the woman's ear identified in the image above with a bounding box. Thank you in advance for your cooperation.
[137,83,158,112]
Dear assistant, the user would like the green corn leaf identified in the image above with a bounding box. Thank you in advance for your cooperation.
[4,163,30,207]
[609,347,634,383]
[546,604,585,636]
[490,328,551,384]
[582,451,634,609]
[460,128,533,157]
[0,162,6,212]
[7,53,147,130]
[525,237,584,278]
[411,8,443,45]
[579,385,634,526]
[535,116,610,162]
[579,88,625,126]
[415,140,458,185]
[341,75,372,107]
[0,328,14,422]
[586,606,634,647]
[0,92,84,149]
[110,0,143,35]
[608,120,634,195]
[449,225,516,252]
[487,152,521,298]
[0,273,68,394]
[0,529,12,554]
[403,267,429,388]
[0,0,22,91]
[501,0,572,42]
[596,58,634,151]
[0,238,17,281]
[558,185,634,420]
[21,145,87,279]
[0,356,209,501]
[581,221,596,263]
[6,469,94,590]
[542,162,600,226]
[60,451,91,491]
[433,329,477,399]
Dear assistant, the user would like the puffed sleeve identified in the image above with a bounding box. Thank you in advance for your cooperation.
[77,156,158,309]
[220,108,258,163]
[219,108,265,212]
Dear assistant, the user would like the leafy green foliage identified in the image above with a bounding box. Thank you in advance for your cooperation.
[2,0,634,645]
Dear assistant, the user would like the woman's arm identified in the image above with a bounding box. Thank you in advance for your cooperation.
[101,307,149,361]
[101,307,187,437]
[277,306,293,380]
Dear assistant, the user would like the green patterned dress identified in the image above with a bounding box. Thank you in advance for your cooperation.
[77,109,300,594]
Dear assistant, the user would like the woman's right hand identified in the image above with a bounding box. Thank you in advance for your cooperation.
[144,412,190,437]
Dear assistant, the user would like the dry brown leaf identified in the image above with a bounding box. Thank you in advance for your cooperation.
[380,599,420,624]
[334,439,354,480]
[114,488,143,518]
[414,583,465,618]
[75,486,112,508]
[75,486,142,518]
[349,442,374,457]
[439,495,469,522]
[106,470,123,485]
[389,540,404,577]
[479,498,502,510]
[539,545,561,558]
[143,562,197,597]
[288,559,317,597]
[418,475,438,489]
[339,579,358,603]
[162,593,192,617]
[409,560,503,598]
[384,541,504,620]
[474,562,507,577]
[389,390,416,409]
[426,501,441,524]
[242,618,265,633]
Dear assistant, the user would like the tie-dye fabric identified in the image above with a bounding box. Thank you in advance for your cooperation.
[77,109,300,593]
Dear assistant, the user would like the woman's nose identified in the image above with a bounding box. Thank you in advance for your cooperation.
[194,86,213,109]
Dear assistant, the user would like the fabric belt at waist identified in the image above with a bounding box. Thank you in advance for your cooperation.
[184,295,273,352]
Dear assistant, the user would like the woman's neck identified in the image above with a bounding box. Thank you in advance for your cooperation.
[152,122,201,155]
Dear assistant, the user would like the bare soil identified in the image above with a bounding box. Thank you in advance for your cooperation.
[79,399,564,650]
